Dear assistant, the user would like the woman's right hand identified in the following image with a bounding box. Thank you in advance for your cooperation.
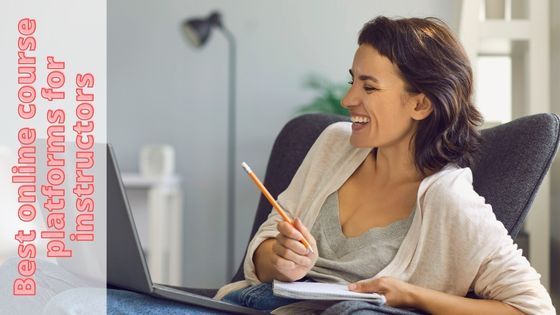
[254,218,318,282]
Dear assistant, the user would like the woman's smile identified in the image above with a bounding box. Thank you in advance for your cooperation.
[350,114,371,131]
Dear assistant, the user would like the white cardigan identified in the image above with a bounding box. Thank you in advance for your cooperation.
[215,122,555,314]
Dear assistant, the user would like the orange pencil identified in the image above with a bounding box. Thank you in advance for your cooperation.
[241,162,314,254]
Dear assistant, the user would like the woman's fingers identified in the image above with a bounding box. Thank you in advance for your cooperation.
[273,237,311,266]
[276,221,303,240]
[347,277,413,308]
[294,217,316,248]
[274,246,311,267]
[275,218,317,270]
[348,277,383,293]
[277,218,317,251]
[270,253,295,271]
[270,254,304,282]
[276,233,309,256]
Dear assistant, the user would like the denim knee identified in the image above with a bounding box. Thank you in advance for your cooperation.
[222,283,297,312]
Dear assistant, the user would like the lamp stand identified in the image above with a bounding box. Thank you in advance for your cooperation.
[219,26,236,279]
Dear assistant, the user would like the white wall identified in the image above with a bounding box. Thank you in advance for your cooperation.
[108,0,459,287]
[549,0,560,308]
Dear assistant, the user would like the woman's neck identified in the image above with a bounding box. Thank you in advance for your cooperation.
[371,145,423,186]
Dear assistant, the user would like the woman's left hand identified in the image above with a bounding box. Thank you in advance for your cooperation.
[348,276,417,308]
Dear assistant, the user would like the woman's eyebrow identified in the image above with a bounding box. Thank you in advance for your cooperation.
[348,69,379,83]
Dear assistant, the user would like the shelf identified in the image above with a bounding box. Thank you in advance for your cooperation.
[122,173,181,189]
[479,20,531,40]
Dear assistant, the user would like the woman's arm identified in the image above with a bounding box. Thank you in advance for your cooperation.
[253,239,277,282]
[349,276,525,315]
[411,283,525,315]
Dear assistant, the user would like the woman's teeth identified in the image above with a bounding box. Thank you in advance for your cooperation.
[351,116,370,124]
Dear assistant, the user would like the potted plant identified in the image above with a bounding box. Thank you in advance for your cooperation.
[296,74,349,117]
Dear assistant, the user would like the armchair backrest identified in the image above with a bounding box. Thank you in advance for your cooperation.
[231,113,560,282]
[472,113,560,237]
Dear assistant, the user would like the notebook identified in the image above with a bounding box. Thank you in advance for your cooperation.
[273,280,386,304]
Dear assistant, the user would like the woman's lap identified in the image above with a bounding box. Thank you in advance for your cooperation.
[107,287,426,315]
[222,282,298,312]
[1,258,424,314]
[222,283,427,315]
[321,300,427,315]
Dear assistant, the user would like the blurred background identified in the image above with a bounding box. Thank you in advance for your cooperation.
[107,0,560,308]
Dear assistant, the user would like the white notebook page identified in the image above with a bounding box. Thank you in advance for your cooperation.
[273,280,386,304]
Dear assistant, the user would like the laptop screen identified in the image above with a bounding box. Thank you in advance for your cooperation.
[107,144,154,294]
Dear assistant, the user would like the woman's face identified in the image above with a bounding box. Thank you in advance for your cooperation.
[341,44,423,149]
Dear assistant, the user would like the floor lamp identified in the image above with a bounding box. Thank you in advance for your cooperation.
[182,11,237,279]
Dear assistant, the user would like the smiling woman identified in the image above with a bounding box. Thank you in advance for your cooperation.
[214,16,555,315]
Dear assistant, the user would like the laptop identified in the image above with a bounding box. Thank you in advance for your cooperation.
[107,144,263,314]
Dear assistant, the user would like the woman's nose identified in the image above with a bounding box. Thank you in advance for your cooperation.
[341,87,358,109]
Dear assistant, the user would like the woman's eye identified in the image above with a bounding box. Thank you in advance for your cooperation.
[347,81,377,93]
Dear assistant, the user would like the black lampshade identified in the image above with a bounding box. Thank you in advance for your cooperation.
[182,12,222,47]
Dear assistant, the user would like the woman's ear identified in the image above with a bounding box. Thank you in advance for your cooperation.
[411,93,433,121]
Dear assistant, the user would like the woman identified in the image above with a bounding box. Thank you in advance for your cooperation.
[216,16,555,314]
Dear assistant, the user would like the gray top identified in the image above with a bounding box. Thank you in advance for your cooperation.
[307,190,415,284]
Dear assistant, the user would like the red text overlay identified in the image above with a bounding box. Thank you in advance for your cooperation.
[12,17,97,296]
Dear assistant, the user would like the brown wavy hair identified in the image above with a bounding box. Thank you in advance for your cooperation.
[358,16,483,175]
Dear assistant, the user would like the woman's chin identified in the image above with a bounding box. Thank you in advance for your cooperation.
[350,137,375,148]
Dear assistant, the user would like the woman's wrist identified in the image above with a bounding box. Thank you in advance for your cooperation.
[406,282,428,309]
[253,239,276,283]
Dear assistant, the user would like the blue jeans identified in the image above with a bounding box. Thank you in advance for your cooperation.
[222,283,426,315]
[106,289,229,315]
[222,283,298,313]
[1,257,423,314]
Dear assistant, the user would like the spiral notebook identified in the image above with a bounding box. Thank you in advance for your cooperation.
[273,280,386,304]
